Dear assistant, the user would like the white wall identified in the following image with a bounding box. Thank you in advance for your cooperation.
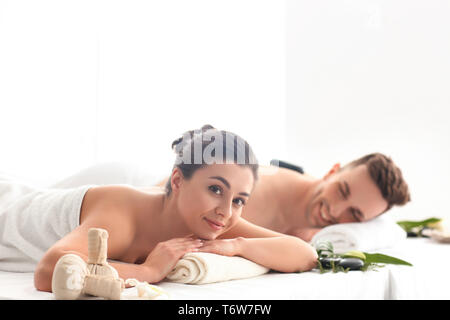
[0,0,286,186]
[286,0,450,221]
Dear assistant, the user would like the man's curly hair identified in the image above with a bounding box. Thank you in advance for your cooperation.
[342,153,411,213]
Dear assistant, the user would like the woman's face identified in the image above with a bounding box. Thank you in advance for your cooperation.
[172,164,255,240]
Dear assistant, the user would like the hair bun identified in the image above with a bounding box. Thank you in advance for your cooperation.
[171,124,216,153]
[200,124,215,132]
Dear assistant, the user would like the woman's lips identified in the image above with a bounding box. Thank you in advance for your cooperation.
[203,217,224,231]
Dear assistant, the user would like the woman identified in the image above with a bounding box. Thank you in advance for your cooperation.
[34,125,318,292]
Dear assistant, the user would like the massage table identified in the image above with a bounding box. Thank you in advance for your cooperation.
[0,237,448,300]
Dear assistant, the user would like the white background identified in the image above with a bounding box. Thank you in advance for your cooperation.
[1,0,449,221]
[0,0,287,183]
[286,0,450,221]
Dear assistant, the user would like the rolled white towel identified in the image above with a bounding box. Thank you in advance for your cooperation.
[166,252,269,285]
[310,214,407,254]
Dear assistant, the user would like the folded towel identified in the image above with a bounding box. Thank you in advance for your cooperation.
[166,252,269,284]
[310,214,407,254]
[0,174,95,272]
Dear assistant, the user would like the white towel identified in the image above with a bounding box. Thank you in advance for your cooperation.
[166,252,269,284]
[0,174,94,272]
[49,162,166,188]
[310,214,407,254]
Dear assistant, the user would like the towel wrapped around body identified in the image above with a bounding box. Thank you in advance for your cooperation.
[310,214,407,254]
[0,174,95,272]
[166,252,269,284]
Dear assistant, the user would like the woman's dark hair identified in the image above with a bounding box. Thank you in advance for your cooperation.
[165,124,259,195]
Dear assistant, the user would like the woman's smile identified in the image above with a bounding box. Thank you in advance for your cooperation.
[203,217,225,231]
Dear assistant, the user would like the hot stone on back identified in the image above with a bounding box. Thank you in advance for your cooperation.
[338,258,364,270]
[319,257,342,269]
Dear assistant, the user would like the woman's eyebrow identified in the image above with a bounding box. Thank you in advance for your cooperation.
[239,192,250,197]
[209,176,230,189]
[209,176,250,197]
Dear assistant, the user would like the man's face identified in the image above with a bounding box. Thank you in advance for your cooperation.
[305,164,389,228]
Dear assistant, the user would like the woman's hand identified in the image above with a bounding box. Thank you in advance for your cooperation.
[142,237,203,283]
[197,237,243,257]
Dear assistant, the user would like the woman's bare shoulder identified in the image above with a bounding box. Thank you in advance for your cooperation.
[85,184,162,203]
[79,185,147,224]
[48,185,144,260]
[137,185,166,194]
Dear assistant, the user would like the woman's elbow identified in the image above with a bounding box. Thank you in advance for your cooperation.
[293,238,318,272]
[34,249,66,292]
[276,237,318,273]
[298,247,318,272]
[34,261,53,292]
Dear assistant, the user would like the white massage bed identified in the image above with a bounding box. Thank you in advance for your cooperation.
[1,238,448,300]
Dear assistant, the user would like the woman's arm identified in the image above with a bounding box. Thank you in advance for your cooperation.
[34,185,152,292]
[35,236,202,292]
[34,185,205,292]
[34,214,142,292]
[286,227,322,242]
[236,236,317,273]
[200,218,318,273]
[35,247,158,292]
[34,225,203,291]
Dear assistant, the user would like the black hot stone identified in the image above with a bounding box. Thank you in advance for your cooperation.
[319,257,342,269]
[338,258,365,270]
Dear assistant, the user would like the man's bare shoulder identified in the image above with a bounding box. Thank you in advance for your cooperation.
[259,165,314,180]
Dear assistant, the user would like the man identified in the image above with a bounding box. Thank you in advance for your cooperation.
[156,152,411,242]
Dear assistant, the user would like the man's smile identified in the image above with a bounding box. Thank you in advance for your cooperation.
[318,201,334,226]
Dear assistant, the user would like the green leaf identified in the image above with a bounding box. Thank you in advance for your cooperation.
[396,218,441,232]
[315,241,337,258]
[362,252,413,266]
[314,241,412,274]
[342,250,366,261]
